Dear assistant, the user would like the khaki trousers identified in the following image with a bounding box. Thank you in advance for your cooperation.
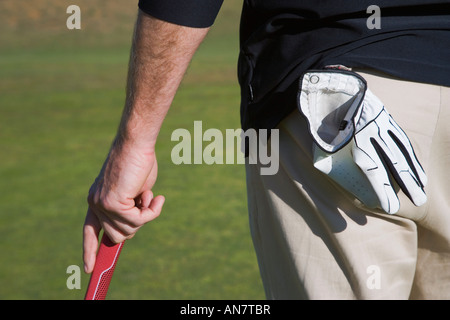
[245,70,450,299]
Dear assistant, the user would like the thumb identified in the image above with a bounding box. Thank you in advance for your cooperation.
[149,194,165,214]
[141,194,165,223]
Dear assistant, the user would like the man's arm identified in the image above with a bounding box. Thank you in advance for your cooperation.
[83,10,209,273]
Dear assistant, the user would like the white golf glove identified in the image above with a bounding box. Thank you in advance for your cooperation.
[298,68,427,214]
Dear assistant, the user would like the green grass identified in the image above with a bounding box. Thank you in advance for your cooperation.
[0,0,265,299]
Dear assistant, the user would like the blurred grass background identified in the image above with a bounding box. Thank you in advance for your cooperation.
[0,0,265,299]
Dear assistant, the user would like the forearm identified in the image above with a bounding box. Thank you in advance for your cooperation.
[115,10,210,152]
[84,10,210,268]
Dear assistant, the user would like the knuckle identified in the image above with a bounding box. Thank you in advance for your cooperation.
[109,233,126,244]
[100,197,116,213]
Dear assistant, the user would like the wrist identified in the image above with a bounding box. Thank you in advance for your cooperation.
[112,133,156,158]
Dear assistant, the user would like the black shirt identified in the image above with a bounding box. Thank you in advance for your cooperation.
[138,0,224,28]
[138,0,450,132]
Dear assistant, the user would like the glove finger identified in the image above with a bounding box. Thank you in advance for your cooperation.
[396,170,427,207]
[386,115,428,187]
[371,133,427,208]
[374,112,427,198]
[353,134,400,214]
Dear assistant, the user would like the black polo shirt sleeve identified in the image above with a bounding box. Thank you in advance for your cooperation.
[138,0,224,28]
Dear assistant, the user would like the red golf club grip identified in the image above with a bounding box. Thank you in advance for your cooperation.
[84,233,124,300]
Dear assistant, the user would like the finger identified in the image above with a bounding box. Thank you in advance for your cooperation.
[388,116,428,187]
[98,206,153,243]
[88,193,165,245]
[97,210,139,243]
[396,170,427,207]
[353,133,400,214]
[134,189,157,210]
[364,141,400,214]
[115,194,165,228]
[102,222,133,244]
[128,195,165,228]
[83,209,101,273]
[138,189,153,209]
[148,194,165,218]
[376,122,427,207]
